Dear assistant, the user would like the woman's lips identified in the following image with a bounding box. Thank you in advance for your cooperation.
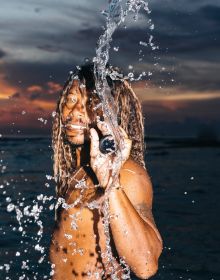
[65,123,87,130]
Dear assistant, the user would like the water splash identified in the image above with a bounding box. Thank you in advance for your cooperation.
[93,0,154,148]
[93,1,154,278]
[1,161,56,279]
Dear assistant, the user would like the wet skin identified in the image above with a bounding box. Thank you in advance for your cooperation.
[50,80,163,279]
[61,79,90,146]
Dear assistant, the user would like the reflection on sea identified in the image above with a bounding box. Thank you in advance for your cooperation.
[0,136,219,279]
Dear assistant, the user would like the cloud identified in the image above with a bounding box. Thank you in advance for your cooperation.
[37,44,61,53]
[27,85,43,93]
[0,49,6,59]
[1,0,219,92]
[133,81,220,102]
[27,82,62,101]
[142,97,220,127]
[0,61,72,90]
[0,73,18,99]
[10,92,21,99]
[200,5,220,23]
[47,81,62,94]
[28,92,41,100]
[148,4,220,54]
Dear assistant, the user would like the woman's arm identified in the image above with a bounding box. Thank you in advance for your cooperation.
[108,163,163,279]
[90,123,163,279]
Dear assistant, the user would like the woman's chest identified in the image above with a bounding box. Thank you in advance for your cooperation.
[54,207,108,259]
[51,207,122,278]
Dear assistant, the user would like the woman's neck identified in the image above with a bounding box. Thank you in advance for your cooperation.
[76,147,81,167]
[75,143,90,168]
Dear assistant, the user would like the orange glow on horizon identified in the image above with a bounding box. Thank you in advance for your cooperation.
[0,74,18,100]
[47,81,62,94]
[27,85,43,92]
[1,76,220,131]
[31,99,56,110]
[132,82,220,103]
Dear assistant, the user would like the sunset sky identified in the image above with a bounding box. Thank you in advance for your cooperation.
[0,0,219,137]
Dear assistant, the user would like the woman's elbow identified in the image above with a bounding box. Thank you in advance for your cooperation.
[133,244,162,279]
[133,261,158,279]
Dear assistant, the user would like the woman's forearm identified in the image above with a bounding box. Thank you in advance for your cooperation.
[108,186,162,278]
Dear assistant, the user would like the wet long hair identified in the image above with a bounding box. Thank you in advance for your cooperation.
[52,64,145,197]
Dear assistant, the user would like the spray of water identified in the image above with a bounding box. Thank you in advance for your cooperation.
[92,1,155,278]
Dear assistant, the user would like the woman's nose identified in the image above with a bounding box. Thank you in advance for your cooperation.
[69,103,87,121]
[76,105,90,124]
[74,102,86,118]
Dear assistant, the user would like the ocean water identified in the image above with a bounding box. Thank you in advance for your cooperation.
[0,136,219,280]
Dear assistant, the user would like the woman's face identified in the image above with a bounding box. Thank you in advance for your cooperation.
[61,80,91,145]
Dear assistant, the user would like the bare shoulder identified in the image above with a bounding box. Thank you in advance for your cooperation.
[121,158,146,176]
[119,158,153,209]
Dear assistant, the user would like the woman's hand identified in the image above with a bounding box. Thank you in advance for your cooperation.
[90,120,132,189]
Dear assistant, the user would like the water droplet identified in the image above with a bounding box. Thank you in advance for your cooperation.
[49,204,54,210]
[7,204,15,212]
[84,57,90,63]
[18,226,23,232]
[128,72,134,78]
[149,24,154,30]
[6,197,11,203]
[51,111,56,118]
[139,41,148,47]
[37,117,47,125]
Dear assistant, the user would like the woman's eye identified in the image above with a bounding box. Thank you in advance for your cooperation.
[70,96,77,103]
[65,95,77,108]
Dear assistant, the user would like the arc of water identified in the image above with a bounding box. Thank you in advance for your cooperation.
[94,0,150,153]
[93,1,151,279]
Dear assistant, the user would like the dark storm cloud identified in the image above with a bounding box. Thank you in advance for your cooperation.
[200,5,220,23]
[28,92,41,101]
[149,5,220,53]
[1,0,220,92]
[0,49,6,59]
[168,61,220,91]
[10,92,21,99]
[10,88,59,103]
[37,45,61,53]
[139,3,220,90]
[1,61,74,89]
[27,91,60,102]
[34,7,42,13]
